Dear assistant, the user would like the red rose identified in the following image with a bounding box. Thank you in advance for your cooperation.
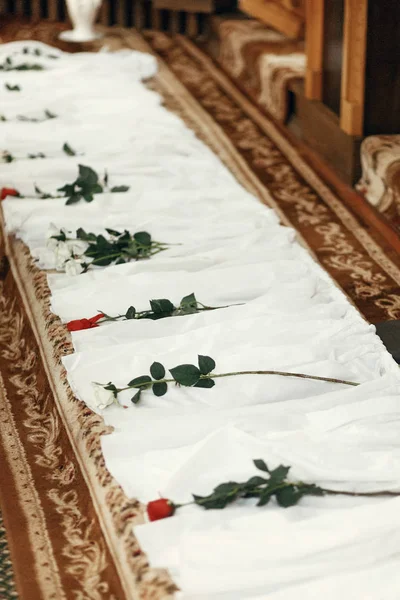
[147,498,175,522]
[1,187,19,200]
[67,313,104,332]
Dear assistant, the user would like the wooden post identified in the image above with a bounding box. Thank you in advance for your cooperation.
[48,0,59,21]
[117,0,127,26]
[305,0,324,100]
[15,0,24,15]
[151,7,162,29]
[134,1,145,30]
[187,12,198,37]
[31,0,41,21]
[169,10,180,34]
[99,0,110,25]
[340,0,368,135]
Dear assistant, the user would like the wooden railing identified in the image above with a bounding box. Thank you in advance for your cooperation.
[0,0,236,36]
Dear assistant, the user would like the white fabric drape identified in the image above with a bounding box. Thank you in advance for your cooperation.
[2,40,400,599]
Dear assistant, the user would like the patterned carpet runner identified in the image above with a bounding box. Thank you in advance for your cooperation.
[0,19,400,599]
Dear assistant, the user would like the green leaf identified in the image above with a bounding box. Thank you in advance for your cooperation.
[180,292,197,308]
[149,298,175,315]
[244,476,269,488]
[95,235,110,248]
[268,465,291,486]
[91,255,114,266]
[169,364,201,387]
[76,164,99,188]
[92,183,103,194]
[63,142,76,156]
[134,231,151,246]
[257,490,274,507]
[105,228,121,237]
[128,375,152,389]
[131,390,141,404]
[103,382,117,395]
[198,355,216,376]
[150,362,166,380]
[58,183,76,196]
[152,382,168,397]
[76,228,96,241]
[194,378,215,388]
[110,185,130,193]
[213,482,240,494]
[275,486,301,508]
[82,192,94,203]
[254,459,270,473]
[125,306,136,320]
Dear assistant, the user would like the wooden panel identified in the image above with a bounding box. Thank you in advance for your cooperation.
[31,0,41,20]
[48,0,58,21]
[363,0,400,135]
[239,0,305,38]
[134,1,145,29]
[340,0,367,135]
[290,81,362,184]
[187,12,199,37]
[305,0,324,99]
[322,0,344,116]
[154,0,214,13]
[14,0,24,14]
[99,0,110,25]
[151,6,162,28]
[116,0,127,26]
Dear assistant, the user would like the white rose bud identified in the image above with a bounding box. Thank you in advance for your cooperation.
[90,383,116,412]
[54,241,72,269]
[46,237,59,251]
[66,239,88,256]
[47,223,60,238]
[65,258,85,276]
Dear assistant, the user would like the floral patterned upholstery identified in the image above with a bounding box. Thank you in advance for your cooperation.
[356,135,400,234]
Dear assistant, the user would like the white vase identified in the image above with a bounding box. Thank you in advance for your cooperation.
[59,0,103,43]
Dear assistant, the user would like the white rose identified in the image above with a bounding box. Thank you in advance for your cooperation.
[66,239,88,256]
[46,237,59,251]
[90,383,116,411]
[54,241,72,269]
[47,223,61,238]
[65,258,85,277]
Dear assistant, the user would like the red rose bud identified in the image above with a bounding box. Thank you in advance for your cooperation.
[147,498,175,522]
[1,187,19,200]
[67,313,104,332]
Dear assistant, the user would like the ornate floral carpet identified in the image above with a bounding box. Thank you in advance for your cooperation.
[210,18,305,122]
[1,19,400,599]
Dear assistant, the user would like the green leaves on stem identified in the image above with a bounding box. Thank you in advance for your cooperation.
[63,142,77,156]
[17,109,56,123]
[22,46,58,59]
[76,227,170,267]
[0,56,44,71]
[5,83,20,91]
[193,459,324,510]
[57,164,129,204]
[99,356,359,407]
[99,292,237,323]
[107,355,217,405]
[1,151,14,163]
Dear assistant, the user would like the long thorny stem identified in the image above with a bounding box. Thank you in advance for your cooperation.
[98,302,243,323]
[116,370,359,393]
